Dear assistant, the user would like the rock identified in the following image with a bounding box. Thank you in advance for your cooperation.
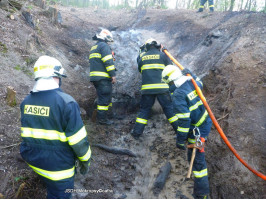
[118,194,127,199]
[211,30,223,38]
[80,107,87,118]
[33,0,46,9]
[6,86,16,107]
[153,162,172,196]
[0,0,9,9]
[8,14,15,20]
[176,189,189,199]
[48,6,62,25]
[22,11,35,28]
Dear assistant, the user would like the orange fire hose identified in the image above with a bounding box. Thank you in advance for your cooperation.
[163,49,266,181]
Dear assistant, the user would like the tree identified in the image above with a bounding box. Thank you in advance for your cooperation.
[229,0,235,10]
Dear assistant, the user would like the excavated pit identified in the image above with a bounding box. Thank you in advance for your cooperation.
[0,6,265,199]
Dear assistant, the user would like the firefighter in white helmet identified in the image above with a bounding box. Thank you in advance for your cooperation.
[162,65,212,199]
[89,29,117,125]
[20,55,91,198]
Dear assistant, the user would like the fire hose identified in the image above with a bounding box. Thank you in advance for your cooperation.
[163,49,266,181]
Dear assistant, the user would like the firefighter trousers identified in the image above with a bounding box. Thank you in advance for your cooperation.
[187,117,212,197]
[199,0,214,11]
[39,175,74,199]
[132,93,178,137]
[93,79,112,121]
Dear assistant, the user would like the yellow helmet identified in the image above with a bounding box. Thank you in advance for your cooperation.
[33,55,66,80]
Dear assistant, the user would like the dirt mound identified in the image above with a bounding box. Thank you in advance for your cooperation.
[0,3,265,198]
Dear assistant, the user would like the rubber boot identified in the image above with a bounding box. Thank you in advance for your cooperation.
[97,111,113,125]
[130,130,142,140]
[209,7,214,12]
[197,8,203,12]
[194,194,209,199]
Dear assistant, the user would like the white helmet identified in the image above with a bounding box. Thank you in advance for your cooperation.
[34,55,67,80]
[96,29,113,42]
[162,65,182,84]
[145,38,161,50]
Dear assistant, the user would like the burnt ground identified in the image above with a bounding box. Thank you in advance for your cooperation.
[0,1,266,199]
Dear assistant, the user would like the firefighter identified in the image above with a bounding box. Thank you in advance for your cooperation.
[20,56,91,198]
[130,38,179,139]
[136,43,146,64]
[89,29,116,125]
[162,65,212,199]
[197,0,214,12]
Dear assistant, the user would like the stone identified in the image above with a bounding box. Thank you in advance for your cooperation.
[6,86,16,107]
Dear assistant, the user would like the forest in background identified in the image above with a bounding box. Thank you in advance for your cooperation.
[48,0,266,12]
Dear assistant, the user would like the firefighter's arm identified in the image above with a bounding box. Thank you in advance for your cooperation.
[181,68,203,88]
[64,102,91,175]
[101,44,116,77]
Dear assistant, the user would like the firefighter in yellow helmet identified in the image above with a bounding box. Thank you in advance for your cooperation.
[20,55,91,198]
[162,65,212,199]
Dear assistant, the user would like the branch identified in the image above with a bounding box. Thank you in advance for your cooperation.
[0,143,20,149]
[217,113,229,121]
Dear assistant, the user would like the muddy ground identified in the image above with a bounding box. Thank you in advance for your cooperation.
[0,1,265,199]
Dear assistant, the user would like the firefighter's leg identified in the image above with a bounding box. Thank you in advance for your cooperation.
[187,119,212,198]
[198,0,207,12]
[94,80,113,125]
[187,148,209,198]
[157,93,178,133]
[131,94,156,139]
[40,176,74,199]
[208,0,214,12]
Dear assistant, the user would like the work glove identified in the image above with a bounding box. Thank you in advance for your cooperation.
[139,44,145,51]
[161,45,167,51]
[181,68,192,76]
[80,162,90,175]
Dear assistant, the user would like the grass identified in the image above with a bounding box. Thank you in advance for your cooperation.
[0,42,8,53]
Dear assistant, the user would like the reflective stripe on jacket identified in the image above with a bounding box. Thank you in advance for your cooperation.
[20,88,91,181]
[89,41,116,81]
[171,77,209,138]
[138,48,172,94]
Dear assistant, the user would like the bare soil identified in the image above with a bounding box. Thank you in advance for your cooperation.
[0,2,265,199]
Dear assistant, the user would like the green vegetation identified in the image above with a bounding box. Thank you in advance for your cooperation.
[14,176,29,182]
[0,42,8,53]
[14,65,21,71]
[14,64,33,77]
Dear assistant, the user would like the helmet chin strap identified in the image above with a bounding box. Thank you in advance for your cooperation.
[59,78,62,87]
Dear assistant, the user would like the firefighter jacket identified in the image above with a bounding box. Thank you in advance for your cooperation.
[138,48,172,94]
[170,76,210,140]
[20,88,91,181]
[89,40,116,82]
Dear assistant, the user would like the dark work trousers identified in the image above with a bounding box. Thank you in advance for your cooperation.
[199,0,214,11]
[40,176,74,199]
[133,93,178,137]
[187,117,212,197]
[93,79,112,121]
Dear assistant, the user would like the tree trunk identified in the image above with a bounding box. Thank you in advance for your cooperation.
[229,0,235,10]
[175,0,178,9]
[187,0,192,9]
